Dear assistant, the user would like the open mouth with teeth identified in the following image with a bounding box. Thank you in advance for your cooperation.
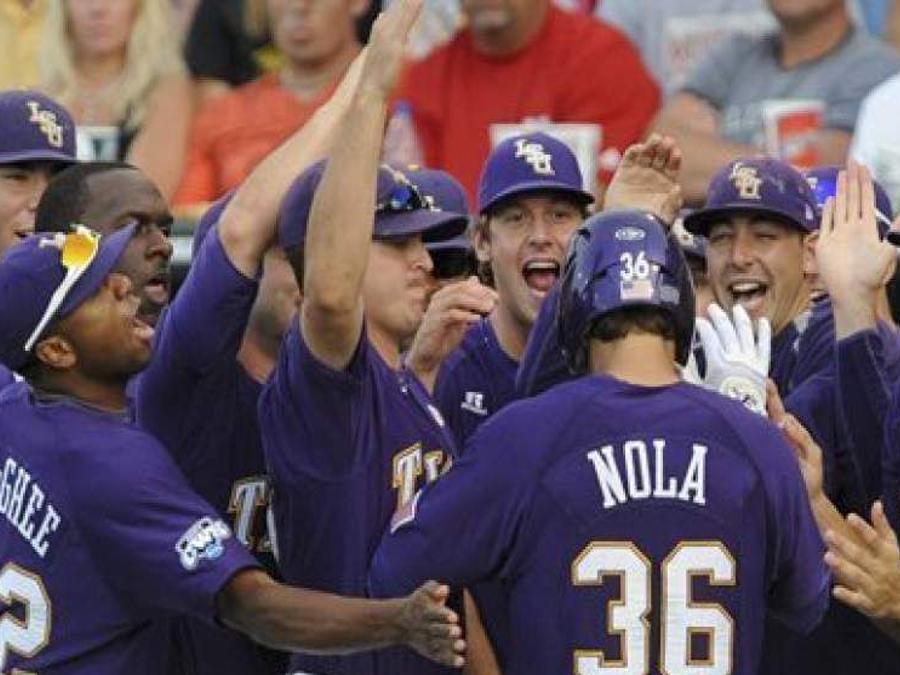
[728,280,768,313]
[522,260,560,295]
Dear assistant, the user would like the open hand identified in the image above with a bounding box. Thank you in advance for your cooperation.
[603,134,683,225]
[398,581,466,668]
[696,303,770,415]
[817,161,896,308]
[360,0,424,101]
[825,502,900,624]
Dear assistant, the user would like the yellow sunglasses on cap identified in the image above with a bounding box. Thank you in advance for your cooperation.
[24,225,101,352]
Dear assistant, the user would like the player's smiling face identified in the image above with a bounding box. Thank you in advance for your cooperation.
[80,169,173,327]
[363,235,433,346]
[0,162,55,256]
[477,193,583,329]
[706,215,813,336]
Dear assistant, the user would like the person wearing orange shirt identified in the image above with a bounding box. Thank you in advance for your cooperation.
[391,0,660,202]
[174,0,366,207]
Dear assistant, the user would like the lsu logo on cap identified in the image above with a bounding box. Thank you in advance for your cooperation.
[176,516,232,571]
[514,138,555,176]
[729,162,762,200]
[26,100,64,149]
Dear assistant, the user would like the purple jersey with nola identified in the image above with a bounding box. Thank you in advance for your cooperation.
[434,318,518,448]
[371,375,829,675]
[135,227,284,674]
[259,321,457,675]
[0,382,257,674]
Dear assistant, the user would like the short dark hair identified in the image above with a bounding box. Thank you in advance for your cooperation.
[588,305,677,346]
[35,161,135,234]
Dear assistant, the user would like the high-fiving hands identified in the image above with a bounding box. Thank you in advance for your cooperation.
[695,303,771,416]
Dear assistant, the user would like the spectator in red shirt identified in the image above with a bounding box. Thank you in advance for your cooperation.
[391,0,660,202]
[174,0,366,207]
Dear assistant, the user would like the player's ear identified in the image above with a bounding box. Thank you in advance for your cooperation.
[33,335,77,371]
[472,216,492,264]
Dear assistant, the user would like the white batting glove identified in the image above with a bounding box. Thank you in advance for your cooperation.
[695,303,771,416]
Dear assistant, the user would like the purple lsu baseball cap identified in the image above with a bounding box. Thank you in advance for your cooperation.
[278,161,469,250]
[403,167,472,253]
[805,165,894,236]
[478,131,594,215]
[683,157,819,237]
[0,90,77,165]
[0,223,136,371]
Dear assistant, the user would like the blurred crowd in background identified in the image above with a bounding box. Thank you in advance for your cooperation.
[5,0,900,222]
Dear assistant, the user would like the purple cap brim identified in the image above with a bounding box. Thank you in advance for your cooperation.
[58,222,137,319]
[683,203,815,237]
[481,180,593,215]
[375,209,468,243]
[0,148,78,165]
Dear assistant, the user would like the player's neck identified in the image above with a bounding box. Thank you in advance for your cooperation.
[588,335,680,387]
[238,331,278,384]
[31,370,130,414]
[369,324,403,371]
[778,8,851,69]
[489,304,530,363]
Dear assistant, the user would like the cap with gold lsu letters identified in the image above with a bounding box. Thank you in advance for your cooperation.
[683,157,819,237]
[0,90,77,166]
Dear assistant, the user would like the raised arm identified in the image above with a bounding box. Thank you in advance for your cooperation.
[219,569,465,667]
[300,0,422,370]
[216,47,366,278]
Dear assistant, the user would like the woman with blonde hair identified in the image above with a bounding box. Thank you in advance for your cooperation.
[41,0,192,200]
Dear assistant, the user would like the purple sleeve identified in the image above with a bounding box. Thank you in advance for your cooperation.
[135,228,257,447]
[64,429,259,622]
[754,420,830,633]
[835,326,900,506]
[369,417,531,597]
[258,320,370,478]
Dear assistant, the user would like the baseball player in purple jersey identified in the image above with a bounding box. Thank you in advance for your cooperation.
[431,132,592,446]
[133,54,373,674]
[802,164,900,509]
[371,209,829,675]
[0,90,77,389]
[0,224,465,673]
[258,3,487,673]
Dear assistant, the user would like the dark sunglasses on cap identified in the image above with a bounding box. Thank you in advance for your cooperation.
[376,166,436,215]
